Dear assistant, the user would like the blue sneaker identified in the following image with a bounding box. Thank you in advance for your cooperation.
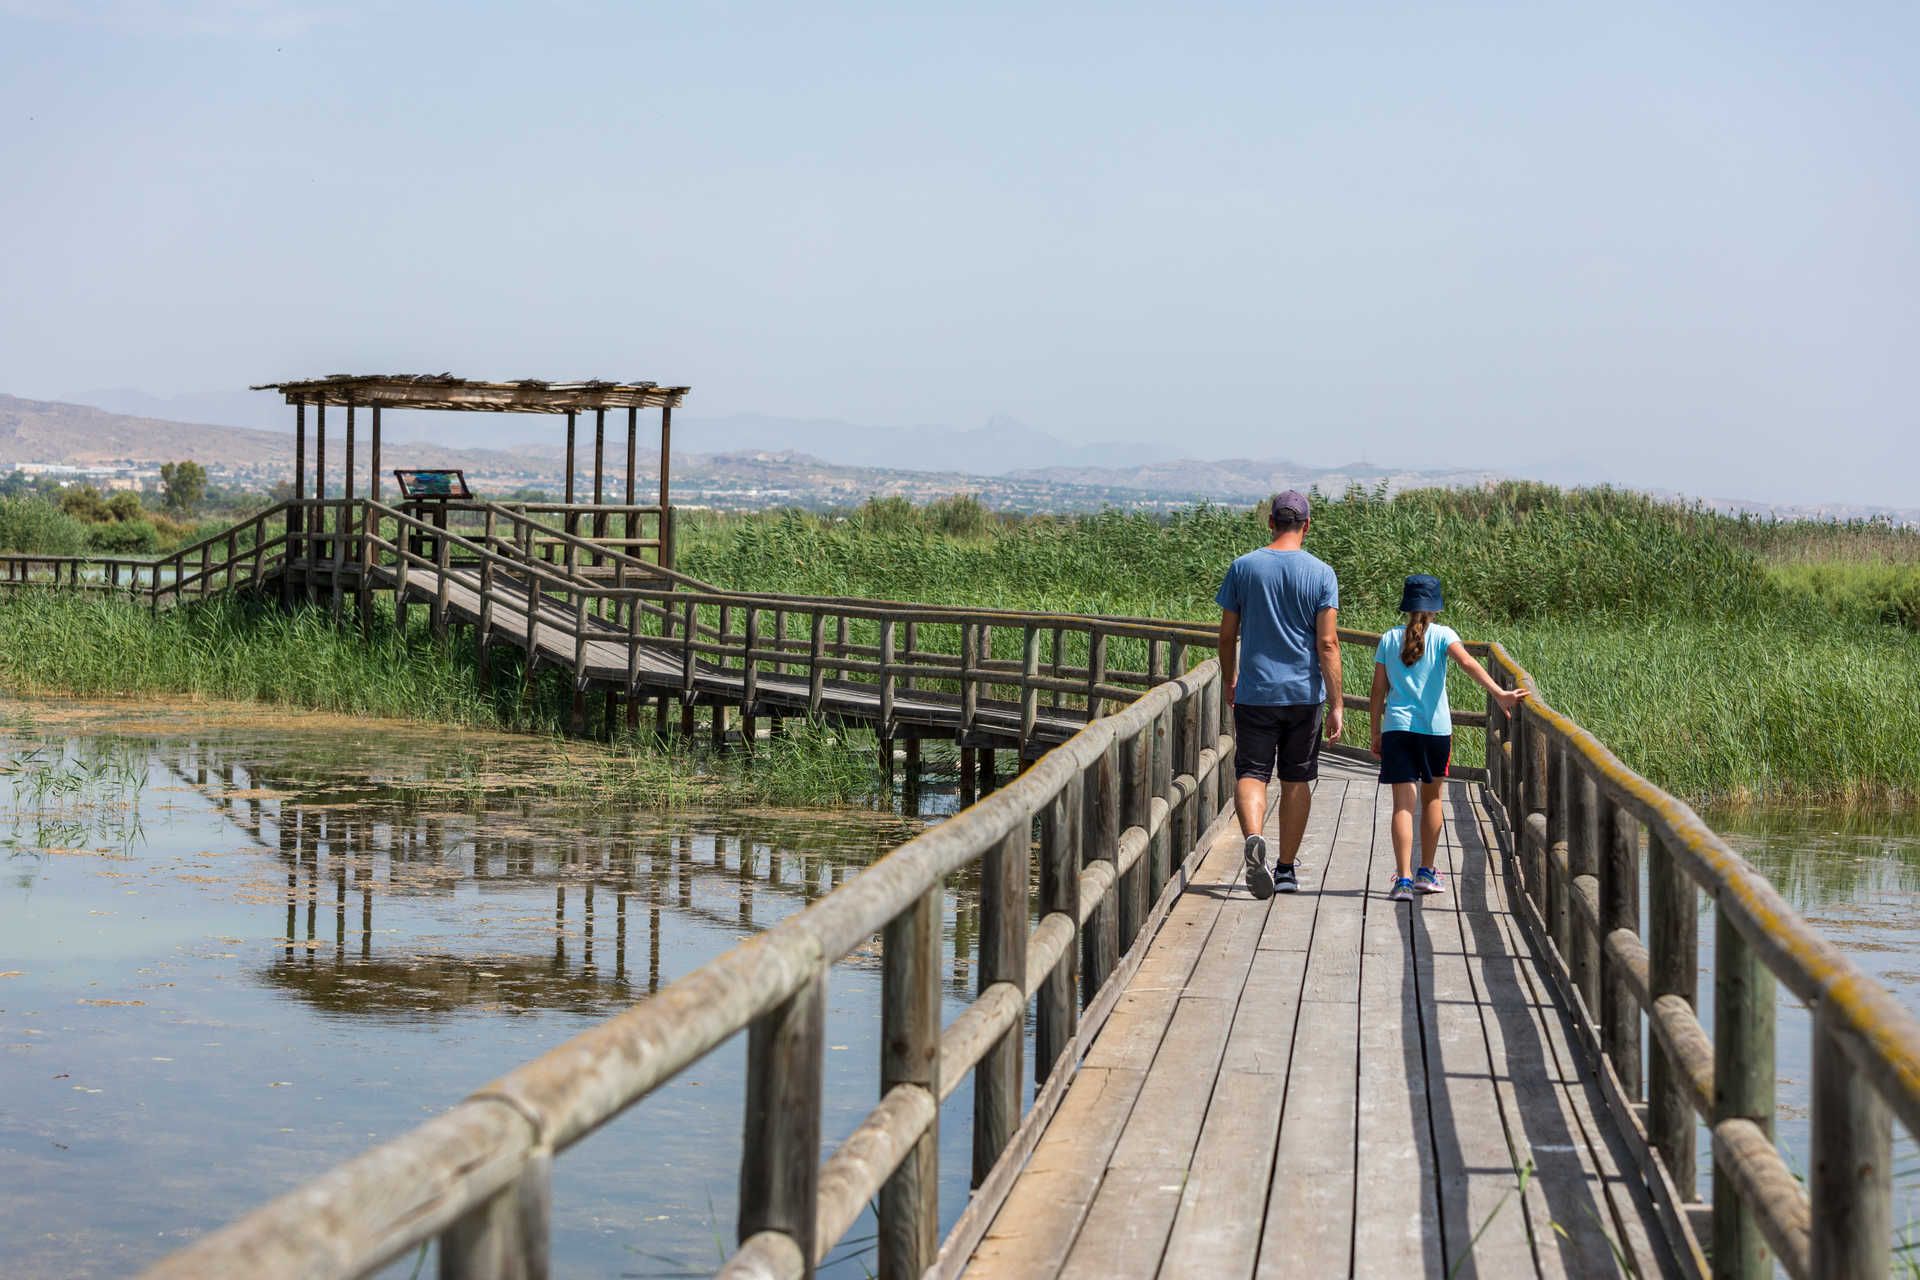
[1273,861,1299,894]
[1243,835,1274,900]
[1415,866,1445,895]
[1388,876,1415,902]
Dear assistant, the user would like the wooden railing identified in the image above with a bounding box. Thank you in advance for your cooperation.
[141,654,1233,1279]
[1482,646,1920,1279]
[0,503,293,606]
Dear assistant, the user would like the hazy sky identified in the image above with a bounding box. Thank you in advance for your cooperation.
[2,1,1914,505]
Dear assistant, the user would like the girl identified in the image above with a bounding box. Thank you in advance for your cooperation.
[1369,574,1528,901]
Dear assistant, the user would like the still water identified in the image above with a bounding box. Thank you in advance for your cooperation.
[0,699,1006,1278]
[1702,804,1920,1241]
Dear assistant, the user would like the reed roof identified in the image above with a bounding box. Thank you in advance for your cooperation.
[252,374,689,413]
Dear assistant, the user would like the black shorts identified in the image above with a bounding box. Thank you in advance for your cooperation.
[1233,703,1323,784]
[1379,731,1451,785]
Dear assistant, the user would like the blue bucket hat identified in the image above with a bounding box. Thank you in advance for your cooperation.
[1399,574,1444,613]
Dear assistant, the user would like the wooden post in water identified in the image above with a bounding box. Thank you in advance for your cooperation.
[1648,832,1699,1199]
[973,822,1028,1186]
[1713,909,1776,1279]
[959,747,976,806]
[738,974,825,1276]
[879,890,941,1278]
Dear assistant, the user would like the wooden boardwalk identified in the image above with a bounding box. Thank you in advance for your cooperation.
[963,760,1676,1279]
[376,559,1094,746]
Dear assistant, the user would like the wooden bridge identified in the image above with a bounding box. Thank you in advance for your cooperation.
[5,374,1916,1278]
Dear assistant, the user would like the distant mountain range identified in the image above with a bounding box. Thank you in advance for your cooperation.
[9,390,1918,525]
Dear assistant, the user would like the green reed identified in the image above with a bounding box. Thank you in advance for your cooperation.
[680,485,1920,805]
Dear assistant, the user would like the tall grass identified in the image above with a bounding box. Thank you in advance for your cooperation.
[682,485,1920,805]
[0,591,882,810]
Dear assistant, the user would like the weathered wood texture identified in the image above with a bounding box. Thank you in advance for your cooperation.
[962,762,1676,1280]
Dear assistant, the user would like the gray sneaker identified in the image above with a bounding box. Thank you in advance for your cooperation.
[1243,835,1274,900]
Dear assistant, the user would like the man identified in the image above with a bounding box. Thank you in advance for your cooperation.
[1215,489,1343,898]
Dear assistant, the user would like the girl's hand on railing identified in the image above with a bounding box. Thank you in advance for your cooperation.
[1492,687,1530,714]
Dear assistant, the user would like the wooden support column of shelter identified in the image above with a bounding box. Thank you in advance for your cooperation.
[624,406,639,558]
[564,411,577,543]
[288,400,306,604]
[659,404,673,570]
[313,403,326,606]
[593,407,607,553]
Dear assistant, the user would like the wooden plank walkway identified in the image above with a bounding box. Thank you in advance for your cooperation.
[962,759,1677,1279]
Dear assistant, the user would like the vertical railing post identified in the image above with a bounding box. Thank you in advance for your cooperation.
[1809,1005,1893,1279]
[974,821,1029,1186]
[808,611,826,718]
[1648,831,1699,1200]
[1569,769,1600,1016]
[1038,770,1082,1080]
[432,530,451,640]
[1525,712,1549,911]
[739,974,826,1277]
[1085,629,1107,721]
[1118,725,1150,948]
[437,1149,552,1280]
[879,891,941,1280]
[961,623,980,739]
[1019,625,1041,756]
[743,606,761,731]
[1082,738,1120,1006]
[1598,796,1642,1099]
[879,617,897,741]
[1150,702,1174,894]
[1178,682,1202,853]
[1194,673,1218,835]
[1546,738,1569,955]
[1713,910,1776,1279]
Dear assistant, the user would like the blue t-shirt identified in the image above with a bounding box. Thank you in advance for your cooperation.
[1215,549,1339,706]
[1375,623,1461,735]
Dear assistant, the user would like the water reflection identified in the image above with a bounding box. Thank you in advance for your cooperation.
[0,701,993,1279]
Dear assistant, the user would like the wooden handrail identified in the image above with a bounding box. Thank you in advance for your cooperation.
[1482,643,1916,1279]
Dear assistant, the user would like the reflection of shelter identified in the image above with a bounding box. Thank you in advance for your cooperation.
[170,742,962,1016]
[251,373,689,571]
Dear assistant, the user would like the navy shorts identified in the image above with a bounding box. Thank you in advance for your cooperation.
[1233,703,1323,784]
[1379,731,1451,785]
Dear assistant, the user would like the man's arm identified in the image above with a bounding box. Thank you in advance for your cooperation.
[1316,607,1343,740]
[1218,610,1239,707]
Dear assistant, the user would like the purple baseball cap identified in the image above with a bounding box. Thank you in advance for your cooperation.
[1269,490,1311,523]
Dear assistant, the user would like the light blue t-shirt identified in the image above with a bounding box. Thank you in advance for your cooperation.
[1215,549,1339,706]
[1375,623,1461,735]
